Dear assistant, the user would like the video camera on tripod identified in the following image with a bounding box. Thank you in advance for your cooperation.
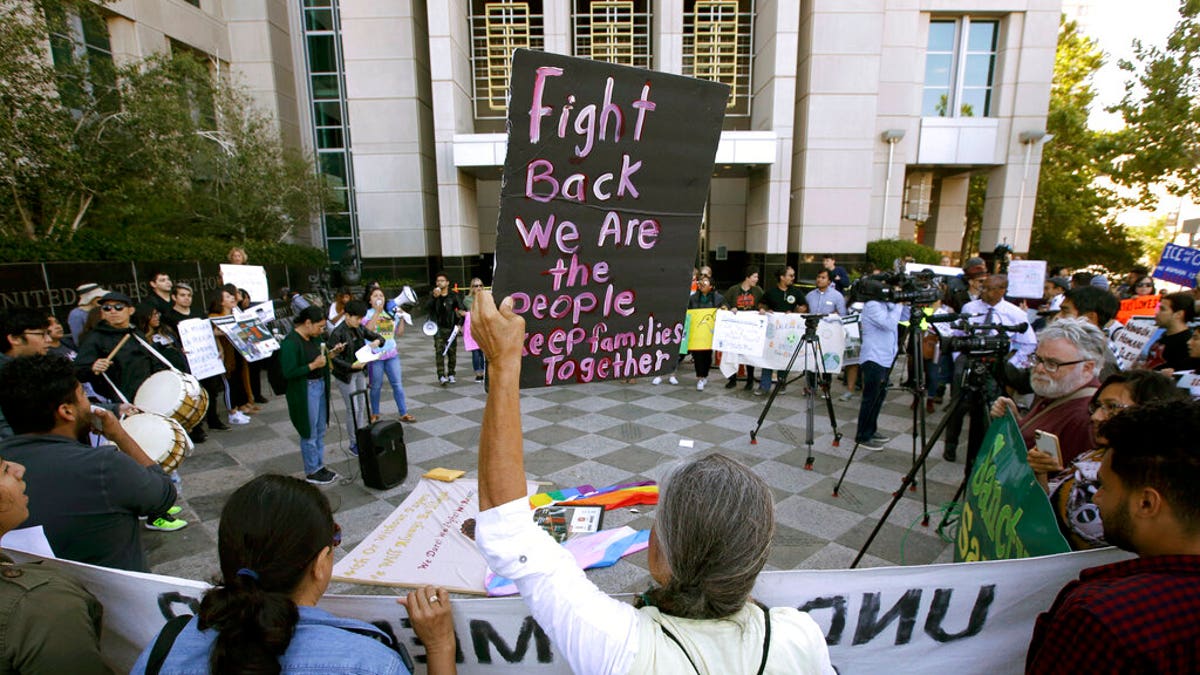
[931,315,1029,357]
[849,270,941,306]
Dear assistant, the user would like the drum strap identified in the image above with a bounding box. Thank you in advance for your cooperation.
[132,334,182,373]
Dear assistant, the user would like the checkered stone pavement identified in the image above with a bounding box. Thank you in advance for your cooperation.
[149,329,965,595]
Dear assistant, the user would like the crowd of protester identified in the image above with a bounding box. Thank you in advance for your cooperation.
[0,247,1197,672]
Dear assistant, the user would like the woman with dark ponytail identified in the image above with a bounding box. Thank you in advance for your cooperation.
[132,475,458,674]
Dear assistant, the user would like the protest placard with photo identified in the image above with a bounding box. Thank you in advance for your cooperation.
[491,49,729,387]
[211,314,279,363]
[176,318,225,379]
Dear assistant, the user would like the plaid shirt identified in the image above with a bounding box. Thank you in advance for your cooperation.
[1027,555,1200,674]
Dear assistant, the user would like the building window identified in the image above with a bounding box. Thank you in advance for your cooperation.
[922,17,999,118]
[469,1,545,121]
[683,0,753,120]
[45,4,117,112]
[572,0,651,69]
[301,0,358,262]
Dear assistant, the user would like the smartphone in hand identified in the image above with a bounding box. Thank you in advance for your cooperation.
[1035,430,1061,466]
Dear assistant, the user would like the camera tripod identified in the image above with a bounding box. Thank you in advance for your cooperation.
[749,316,843,471]
[849,348,1002,567]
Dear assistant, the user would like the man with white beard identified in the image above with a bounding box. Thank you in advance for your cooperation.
[989,319,1105,467]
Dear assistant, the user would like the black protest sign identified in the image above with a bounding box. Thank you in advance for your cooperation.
[493,49,728,387]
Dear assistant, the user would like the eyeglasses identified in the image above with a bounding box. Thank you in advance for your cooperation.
[331,522,342,548]
[1029,354,1088,373]
[471,284,483,288]
[22,330,49,339]
[1088,400,1131,415]
[100,304,127,312]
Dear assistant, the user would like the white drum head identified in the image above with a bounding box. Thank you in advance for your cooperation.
[134,371,186,416]
[120,414,176,464]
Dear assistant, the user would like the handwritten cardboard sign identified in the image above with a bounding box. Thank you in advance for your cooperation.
[492,49,729,387]
[718,314,847,376]
[1006,260,1046,299]
[1113,316,1163,370]
[1153,243,1200,287]
[712,309,768,357]
[176,318,225,379]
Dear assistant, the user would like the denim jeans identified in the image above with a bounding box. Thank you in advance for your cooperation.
[758,368,775,392]
[299,379,327,475]
[471,349,486,374]
[367,356,407,415]
[855,360,891,443]
[334,371,368,448]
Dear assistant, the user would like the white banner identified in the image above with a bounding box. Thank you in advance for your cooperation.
[720,313,847,376]
[218,264,270,306]
[6,546,1131,674]
[1006,260,1047,299]
[711,309,767,357]
[176,318,225,379]
[1113,316,1161,370]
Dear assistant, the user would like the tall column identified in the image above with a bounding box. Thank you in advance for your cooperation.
[749,0,797,259]
[791,0,885,255]
[428,0,479,283]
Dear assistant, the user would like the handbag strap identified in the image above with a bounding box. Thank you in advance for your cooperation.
[755,601,772,675]
[657,602,774,675]
[145,614,192,675]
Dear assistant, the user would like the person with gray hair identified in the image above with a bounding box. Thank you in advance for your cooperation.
[469,290,835,674]
[990,318,1106,467]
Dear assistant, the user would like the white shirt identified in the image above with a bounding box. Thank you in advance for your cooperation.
[959,298,1038,366]
[475,497,835,675]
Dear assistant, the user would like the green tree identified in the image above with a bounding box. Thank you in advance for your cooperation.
[1108,0,1200,205]
[1029,18,1136,271]
[0,0,328,250]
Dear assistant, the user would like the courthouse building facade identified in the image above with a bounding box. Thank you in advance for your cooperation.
[84,0,1060,283]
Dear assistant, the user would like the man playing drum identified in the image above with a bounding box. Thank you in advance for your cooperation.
[76,292,196,532]
[0,355,178,572]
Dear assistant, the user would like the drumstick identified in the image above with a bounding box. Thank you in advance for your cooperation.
[106,334,132,361]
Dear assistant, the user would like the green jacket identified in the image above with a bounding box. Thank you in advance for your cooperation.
[0,554,109,674]
[279,330,330,439]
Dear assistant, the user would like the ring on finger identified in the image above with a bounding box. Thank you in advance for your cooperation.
[429,595,440,603]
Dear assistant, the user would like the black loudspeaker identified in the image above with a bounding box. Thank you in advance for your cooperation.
[351,390,408,489]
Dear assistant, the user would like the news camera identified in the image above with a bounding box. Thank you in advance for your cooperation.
[850,270,941,306]
[945,320,1028,357]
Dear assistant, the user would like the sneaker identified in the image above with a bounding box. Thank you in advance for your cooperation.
[752,388,765,397]
[229,411,250,425]
[696,378,707,391]
[668,375,679,385]
[652,376,663,385]
[348,444,359,457]
[306,468,339,485]
[838,392,855,402]
[448,375,456,384]
[439,376,448,386]
[871,433,891,444]
[166,506,182,517]
[857,439,885,451]
[145,516,188,532]
[475,375,484,382]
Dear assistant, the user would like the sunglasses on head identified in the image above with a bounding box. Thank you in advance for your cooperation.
[100,304,127,312]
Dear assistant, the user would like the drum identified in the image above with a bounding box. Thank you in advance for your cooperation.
[135,371,209,430]
[120,413,192,473]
